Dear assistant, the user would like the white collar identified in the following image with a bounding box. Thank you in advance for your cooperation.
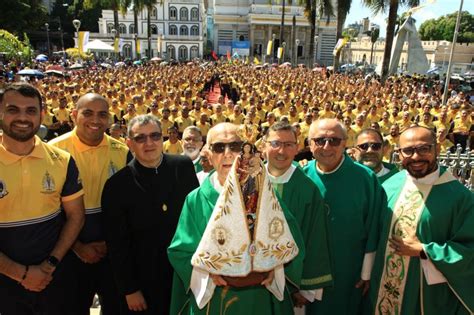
[409,166,440,185]
[192,156,201,165]
[376,165,390,177]
[265,163,297,184]
[209,172,224,193]
[316,155,345,175]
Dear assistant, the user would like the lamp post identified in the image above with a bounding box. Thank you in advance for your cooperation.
[272,33,276,64]
[111,29,117,61]
[134,33,139,60]
[73,19,81,49]
[313,35,319,67]
[295,39,300,66]
[57,17,66,62]
[45,23,51,58]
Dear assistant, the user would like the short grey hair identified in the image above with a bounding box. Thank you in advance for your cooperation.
[183,125,202,137]
[127,114,162,137]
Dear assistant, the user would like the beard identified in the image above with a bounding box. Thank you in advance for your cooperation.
[183,146,200,160]
[403,159,437,178]
[1,120,40,142]
[359,153,382,171]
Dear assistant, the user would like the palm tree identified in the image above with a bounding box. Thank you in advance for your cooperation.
[121,0,144,58]
[333,0,353,70]
[363,0,420,80]
[143,0,158,58]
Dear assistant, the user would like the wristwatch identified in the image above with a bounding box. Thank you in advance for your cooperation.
[46,255,60,268]
[419,249,428,260]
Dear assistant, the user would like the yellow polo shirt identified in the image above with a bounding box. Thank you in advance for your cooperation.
[0,136,83,264]
[49,129,129,242]
[163,140,184,154]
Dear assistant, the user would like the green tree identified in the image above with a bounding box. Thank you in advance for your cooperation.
[333,0,353,70]
[0,0,48,37]
[419,11,474,43]
[363,0,420,80]
[0,30,33,62]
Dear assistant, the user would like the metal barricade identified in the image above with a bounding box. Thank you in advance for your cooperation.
[438,145,473,192]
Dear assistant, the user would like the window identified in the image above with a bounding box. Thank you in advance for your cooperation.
[167,45,176,59]
[180,7,188,21]
[169,7,177,20]
[151,7,157,18]
[191,8,199,21]
[190,46,199,59]
[180,25,188,36]
[119,23,127,34]
[190,25,199,36]
[151,24,158,35]
[169,25,177,35]
[122,44,132,58]
[129,24,135,34]
[179,45,188,60]
[107,23,114,34]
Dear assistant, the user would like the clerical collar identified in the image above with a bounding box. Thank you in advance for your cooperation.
[409,166,440,185]
[376,165,390,177]
[209,172,224,193]
[265,163,296,184]
[316,155,345,175]
[192,156,200,165]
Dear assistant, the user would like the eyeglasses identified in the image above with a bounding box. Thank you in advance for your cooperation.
[356,142,383,151]
[131,132,162,144]
[398,144,434,157]
[209,141,243,153]
[183,137,202,143]
[311,137,343,147]
[266,140,297,149]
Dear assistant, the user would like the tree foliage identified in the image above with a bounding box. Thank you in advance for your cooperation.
[0,0,48,37]
[0,30,33,62]
[419,11,474,43]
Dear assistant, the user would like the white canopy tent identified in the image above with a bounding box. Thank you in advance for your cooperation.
[84,39,114,52]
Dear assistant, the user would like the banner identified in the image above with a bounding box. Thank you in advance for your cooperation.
[211,50,218,61]
[277,47,284,59]
[114,38,119,53]
[78,31,89,54]
[226,51,231,60]
[253,57,260,65]
[136,40,141,55]
[333,38,348,56]
[266,40,273,56]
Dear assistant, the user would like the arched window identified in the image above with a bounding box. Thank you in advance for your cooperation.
[190,25,199,36]
[169,7,177,20]
[191,8,199,21]
[151,24,158,35]
[151,7,157,18]
[178,45,188,60]
[129,24,135,34]
[107,23,114,34]
[180,25,188,36]
[122,44,132,58]
[167,45,176,60]
[190,46,199,59]
[119,23,127,34]
[169,25,177,35]
[180,7,188,21]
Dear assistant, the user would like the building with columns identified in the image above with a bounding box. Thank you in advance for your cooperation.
[207,0,338,66]
[88,0,205,60]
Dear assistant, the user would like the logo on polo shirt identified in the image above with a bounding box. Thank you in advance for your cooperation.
[0,179,8,198]
[41,171,56,194]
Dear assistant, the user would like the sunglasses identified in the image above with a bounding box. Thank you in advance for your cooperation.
[356,142,383,151]
[398,144,434,157]
[132,132,162,144]
[311,137,343,147]
[209,141,243,153]
[266,140,297,149]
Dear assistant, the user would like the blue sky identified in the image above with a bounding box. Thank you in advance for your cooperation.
[345,0,472,37]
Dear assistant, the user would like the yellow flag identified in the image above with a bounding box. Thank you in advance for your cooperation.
[277,47,284,59]
[114,38,119,53]
[136,40,141,55]
[78,31,89,54]
[245,56,249,64]
[253,57,260,65]
[266,40,273,56]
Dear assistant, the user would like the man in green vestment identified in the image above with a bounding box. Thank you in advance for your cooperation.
[168,122,305,315]
[182,126,204,173]
[262,122,333,310]
[303,119,385,315]
[353,128,398,183]
[366,126,474,315]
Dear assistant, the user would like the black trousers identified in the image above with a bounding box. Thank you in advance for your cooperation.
[70,253,124,315]
[0,253,77,315]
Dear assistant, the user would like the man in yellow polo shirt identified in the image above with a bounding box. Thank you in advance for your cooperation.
[0,82,85,315]
[49,93,130,315]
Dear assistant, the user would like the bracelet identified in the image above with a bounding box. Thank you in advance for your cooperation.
[20,265,29,283]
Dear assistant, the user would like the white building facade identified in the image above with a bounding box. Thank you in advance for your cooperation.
[91,0,205,60]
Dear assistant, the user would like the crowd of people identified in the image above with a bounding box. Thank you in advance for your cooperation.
[0,60,473,315]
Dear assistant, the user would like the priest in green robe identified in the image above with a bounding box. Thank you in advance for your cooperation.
[182,126,204,173]
[168,123,305,315]
[262,122,333,308]
[303,119,385,315]
[353,128,398,183]
[366,126,474,315]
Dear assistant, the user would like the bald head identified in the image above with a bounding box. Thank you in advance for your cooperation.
[309,118,347,140]
[207,122,240,144]
[76,93,109,110]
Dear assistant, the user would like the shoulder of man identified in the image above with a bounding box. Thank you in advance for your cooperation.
[164,153,193,167]
[381,170,406,195]
[48,130,74,147]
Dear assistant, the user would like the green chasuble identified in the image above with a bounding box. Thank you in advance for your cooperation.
[271,165,333,291]
[194,157,203,173]
[378,162,399,184]
[303,155,385,315]
[366,169,474,315]
[168,173,305,315]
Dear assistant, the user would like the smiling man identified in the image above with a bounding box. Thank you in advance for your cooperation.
[181,126,204,172]
[303,119,385,315]
[366,126,474,315]
[49,93,130,315]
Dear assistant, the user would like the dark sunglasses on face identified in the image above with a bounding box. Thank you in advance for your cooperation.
[312,137,343,147]
[209,141,243,153]
[398,144,434,157]
[132,132,162,143]
[266,140,297,149]
[357,142,383,151]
